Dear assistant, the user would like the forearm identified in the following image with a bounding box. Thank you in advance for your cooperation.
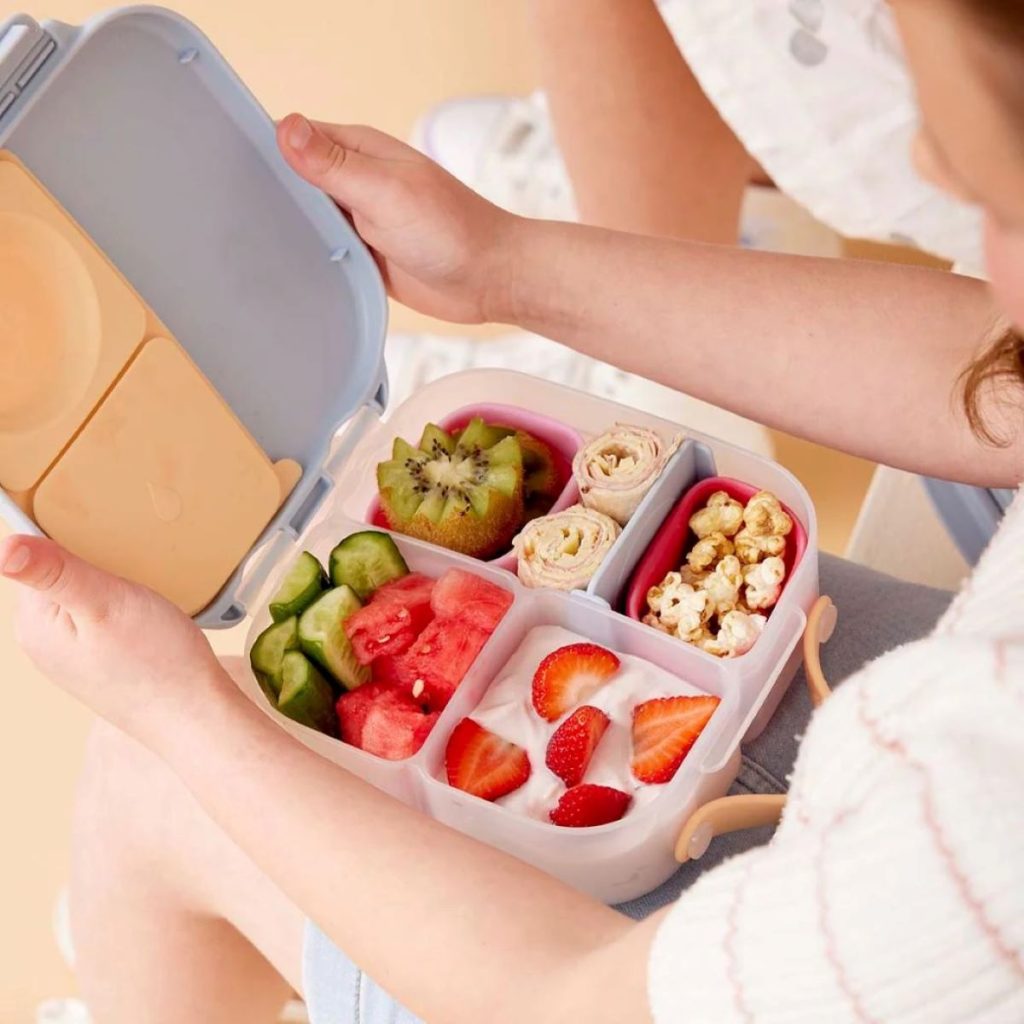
[529,0,753,240]
[494,218,1017,486]
[159,680,652,1024]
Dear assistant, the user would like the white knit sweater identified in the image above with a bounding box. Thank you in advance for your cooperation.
[649,489,1024,1023]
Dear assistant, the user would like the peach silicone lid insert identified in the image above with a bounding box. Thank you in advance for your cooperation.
[34,337,286,615]
[0,152,147,492]
[0,150,299,614]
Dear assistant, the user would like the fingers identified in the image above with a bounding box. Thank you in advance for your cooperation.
[0,535,123,621]
[311,120,417,160]
[277,113,408,211]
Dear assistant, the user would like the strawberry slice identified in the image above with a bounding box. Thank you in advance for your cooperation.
[445,718,531,801]
[630,695,720,784]
[531,643,621,722]
[545,706,610,787]
[549,784,631,827]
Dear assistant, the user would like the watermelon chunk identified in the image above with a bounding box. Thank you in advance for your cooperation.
[392,618,491,710]
[336,682,393,747]
[361,692,440,760]
[371,653,405,686]
[373,572,436,606]
[344,573,436,665]
[430,569,513,632]
[337,683,438,759]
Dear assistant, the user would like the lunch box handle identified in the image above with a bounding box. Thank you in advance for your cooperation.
[674,596,836,863]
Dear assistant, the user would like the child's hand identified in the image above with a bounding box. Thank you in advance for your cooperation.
[0,536,230,745]
[276,114,520,324]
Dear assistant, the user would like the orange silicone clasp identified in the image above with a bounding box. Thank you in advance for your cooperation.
[674,595,837,863]
[803,595,837,708]
[674,794,787,862]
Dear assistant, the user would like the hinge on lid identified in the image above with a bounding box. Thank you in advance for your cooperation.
[0,17,57,123]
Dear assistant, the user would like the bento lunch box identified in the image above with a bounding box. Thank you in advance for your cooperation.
[0,8,819,903]
[238,372,818,902]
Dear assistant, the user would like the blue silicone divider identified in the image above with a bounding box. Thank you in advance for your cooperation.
[586,440,717,608]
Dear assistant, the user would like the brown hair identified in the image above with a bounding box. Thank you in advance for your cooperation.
[954,0,1024,444]
[957,0,1024,45]
[961,323,1024,445]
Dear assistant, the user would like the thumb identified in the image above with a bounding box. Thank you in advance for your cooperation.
[0,535,123,619]
[277,113,384,212]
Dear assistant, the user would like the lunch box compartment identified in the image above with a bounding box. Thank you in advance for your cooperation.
[623,474,810,739]
[625,475,808,624]
[417,589,743,903]
[366,401,584,569]
[239,517,520,795]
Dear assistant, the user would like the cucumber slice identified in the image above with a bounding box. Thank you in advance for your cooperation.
[329,531,409,599]
[277,652,339,737]
[298,585,371,691]
[249,616,299,703]
[269,551,327,622]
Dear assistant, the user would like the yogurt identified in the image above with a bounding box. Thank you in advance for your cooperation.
[466,624,710,821]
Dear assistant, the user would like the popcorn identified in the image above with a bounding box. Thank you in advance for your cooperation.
[744,491,794,538]
[646,572,710,638]
[696,610,767,658]
[643,612,672,635]
[701,555,744,616]
[687,531,735,571]
[744,556,786,610]
[689,491,743,539]
[645,489,792,657]
[735,491,793,564]
[735,527,787,564]
[677,565,708,587]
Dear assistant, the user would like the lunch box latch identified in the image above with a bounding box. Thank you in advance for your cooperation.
[0,17,56,124]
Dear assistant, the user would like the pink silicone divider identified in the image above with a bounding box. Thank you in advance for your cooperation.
[366,402,583,569]
[625,476,809,626]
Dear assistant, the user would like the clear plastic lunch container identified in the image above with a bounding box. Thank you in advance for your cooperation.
[0,8,819,904]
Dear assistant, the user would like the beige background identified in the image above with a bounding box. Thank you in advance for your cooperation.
[0,2,880,1018]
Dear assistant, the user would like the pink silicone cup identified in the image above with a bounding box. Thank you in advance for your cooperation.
[624,476,808,636]
[367,403,584,569]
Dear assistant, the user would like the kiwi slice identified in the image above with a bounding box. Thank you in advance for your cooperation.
[418,423,457,456]
[455,417,504,451]
[456,422,561,518]
[393,436,419,461]
[376,421,525,558]
[518,434,560,504]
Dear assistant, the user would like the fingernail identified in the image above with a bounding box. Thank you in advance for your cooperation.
[1,545,30,576]
[288,115,313,150]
